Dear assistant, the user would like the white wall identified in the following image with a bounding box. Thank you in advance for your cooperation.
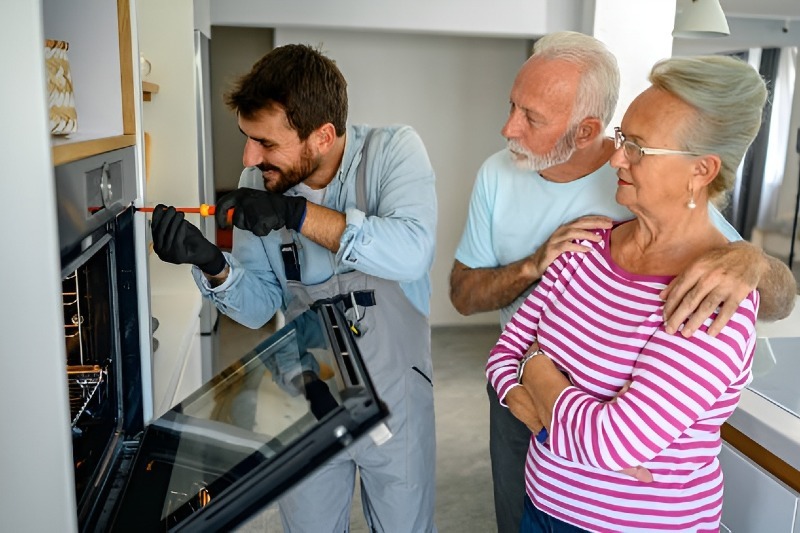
[138,0,201,208]
[593,0,676,133]
[673,16,800,56]
[0,1,82,531]
[212,0,582,38]
[275,28,528,326]
[778,51,800,222]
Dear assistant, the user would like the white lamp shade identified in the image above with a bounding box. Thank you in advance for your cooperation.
[673,0,730,38]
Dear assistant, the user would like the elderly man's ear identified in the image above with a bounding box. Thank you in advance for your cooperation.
[573,117,605,149]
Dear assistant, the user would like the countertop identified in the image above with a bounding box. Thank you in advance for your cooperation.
[729,295,800,471]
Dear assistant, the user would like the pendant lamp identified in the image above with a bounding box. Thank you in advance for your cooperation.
[673,0,730,38]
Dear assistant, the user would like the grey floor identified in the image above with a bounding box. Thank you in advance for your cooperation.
[216,313,500,533]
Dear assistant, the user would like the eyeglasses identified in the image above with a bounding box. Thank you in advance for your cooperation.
[613,127,699,164]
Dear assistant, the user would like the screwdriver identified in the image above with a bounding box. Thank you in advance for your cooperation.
[136,204,233,224]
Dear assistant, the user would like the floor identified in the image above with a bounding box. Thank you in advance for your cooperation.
[216,313,500,533]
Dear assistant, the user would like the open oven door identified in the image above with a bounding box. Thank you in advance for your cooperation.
[105,302,388,532]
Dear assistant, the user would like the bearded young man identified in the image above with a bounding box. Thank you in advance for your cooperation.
[449,31,796,533]
[151,44,438,533]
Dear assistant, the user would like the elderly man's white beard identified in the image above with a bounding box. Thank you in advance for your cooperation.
[507,132,576,172]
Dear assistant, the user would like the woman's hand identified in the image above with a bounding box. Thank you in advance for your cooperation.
[505,386,545,433]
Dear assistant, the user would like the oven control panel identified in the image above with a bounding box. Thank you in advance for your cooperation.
[55,146,136,255]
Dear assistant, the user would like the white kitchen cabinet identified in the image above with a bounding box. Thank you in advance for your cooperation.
[0,1,146,531]
[137,0,216,409]
[149,258,204,416]
[720,442,800,532]
[723,302,800,533]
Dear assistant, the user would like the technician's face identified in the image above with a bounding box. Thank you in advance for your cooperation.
[501,57,581,172]
[239,106,321,194]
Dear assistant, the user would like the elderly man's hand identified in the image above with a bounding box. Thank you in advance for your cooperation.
[528,215,614,280]
[660,241,767,337]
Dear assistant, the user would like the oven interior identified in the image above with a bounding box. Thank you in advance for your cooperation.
[63,239,118,506]
[60,207,145,532]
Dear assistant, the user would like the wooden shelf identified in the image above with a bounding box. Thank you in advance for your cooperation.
[142,81,159,101]
[52,134,136,166]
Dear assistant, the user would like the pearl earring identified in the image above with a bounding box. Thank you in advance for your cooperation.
[687,189,696,209]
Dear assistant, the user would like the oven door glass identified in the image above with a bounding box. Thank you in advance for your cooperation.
[109,303,387,532]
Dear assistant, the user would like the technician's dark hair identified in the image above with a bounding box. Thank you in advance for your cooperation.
[225,43,348,140]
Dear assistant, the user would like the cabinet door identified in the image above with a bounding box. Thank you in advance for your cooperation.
[720,442,799,532]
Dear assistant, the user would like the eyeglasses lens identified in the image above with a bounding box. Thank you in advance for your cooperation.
[614,129,642,164]
[624,142,642,164]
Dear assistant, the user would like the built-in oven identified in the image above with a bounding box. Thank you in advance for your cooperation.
[56,147,388,531]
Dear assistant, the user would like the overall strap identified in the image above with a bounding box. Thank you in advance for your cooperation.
[356,128,376,215]
[280,127,377,283]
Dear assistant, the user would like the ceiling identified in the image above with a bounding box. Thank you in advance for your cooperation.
[721,0,800,21]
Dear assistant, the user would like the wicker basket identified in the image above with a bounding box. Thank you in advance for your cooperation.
[45,39,78,135]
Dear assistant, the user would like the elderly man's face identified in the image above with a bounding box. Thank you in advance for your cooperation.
[501,57,581,173]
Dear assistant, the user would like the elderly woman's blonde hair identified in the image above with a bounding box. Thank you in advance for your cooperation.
[649,55,767,205]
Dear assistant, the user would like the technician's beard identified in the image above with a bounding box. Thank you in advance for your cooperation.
[260,145,320,194]
[507,126,577,172]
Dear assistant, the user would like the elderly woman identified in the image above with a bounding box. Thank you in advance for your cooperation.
[487,55,766,533]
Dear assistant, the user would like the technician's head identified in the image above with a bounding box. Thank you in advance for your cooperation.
[226,44,348,193]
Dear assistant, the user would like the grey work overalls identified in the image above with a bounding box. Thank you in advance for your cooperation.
[276,130,437,533]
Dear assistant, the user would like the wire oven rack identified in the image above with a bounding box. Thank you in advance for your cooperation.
[67,364,105,426]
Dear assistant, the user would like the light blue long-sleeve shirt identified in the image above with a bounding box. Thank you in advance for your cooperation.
[192,124,438,329]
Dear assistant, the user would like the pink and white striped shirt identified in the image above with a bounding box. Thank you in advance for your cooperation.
[486,226,758,532]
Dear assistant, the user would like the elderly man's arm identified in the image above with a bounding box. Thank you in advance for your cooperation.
[450,215,613,315]
[662,241,796,337]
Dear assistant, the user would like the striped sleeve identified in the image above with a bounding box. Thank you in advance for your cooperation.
[486,251,580,404]
[548,292,759,471]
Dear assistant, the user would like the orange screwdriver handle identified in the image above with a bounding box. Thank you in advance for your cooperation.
[136,204,233,224]
[209,205,235,226]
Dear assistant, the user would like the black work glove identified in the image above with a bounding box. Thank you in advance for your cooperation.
[303,377,339,420]
[151,204,227,275]
[215,188,307,237]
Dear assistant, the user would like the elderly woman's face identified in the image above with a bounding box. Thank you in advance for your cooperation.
[611,87,698,217]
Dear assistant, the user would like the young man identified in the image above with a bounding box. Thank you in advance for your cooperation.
[450,31,796,533]
[152,44,438,532]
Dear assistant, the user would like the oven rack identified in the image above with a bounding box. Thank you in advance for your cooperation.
[68,364,106,426]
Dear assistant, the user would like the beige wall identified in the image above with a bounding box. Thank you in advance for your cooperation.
[275,27,527,326]
[209,26,274,193]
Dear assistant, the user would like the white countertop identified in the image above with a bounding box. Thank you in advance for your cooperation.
[729,295,800,470]
[755,294,800,338]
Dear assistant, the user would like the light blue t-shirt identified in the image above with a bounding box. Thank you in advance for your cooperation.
[193,124,438,328]
[454,149,739,326]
